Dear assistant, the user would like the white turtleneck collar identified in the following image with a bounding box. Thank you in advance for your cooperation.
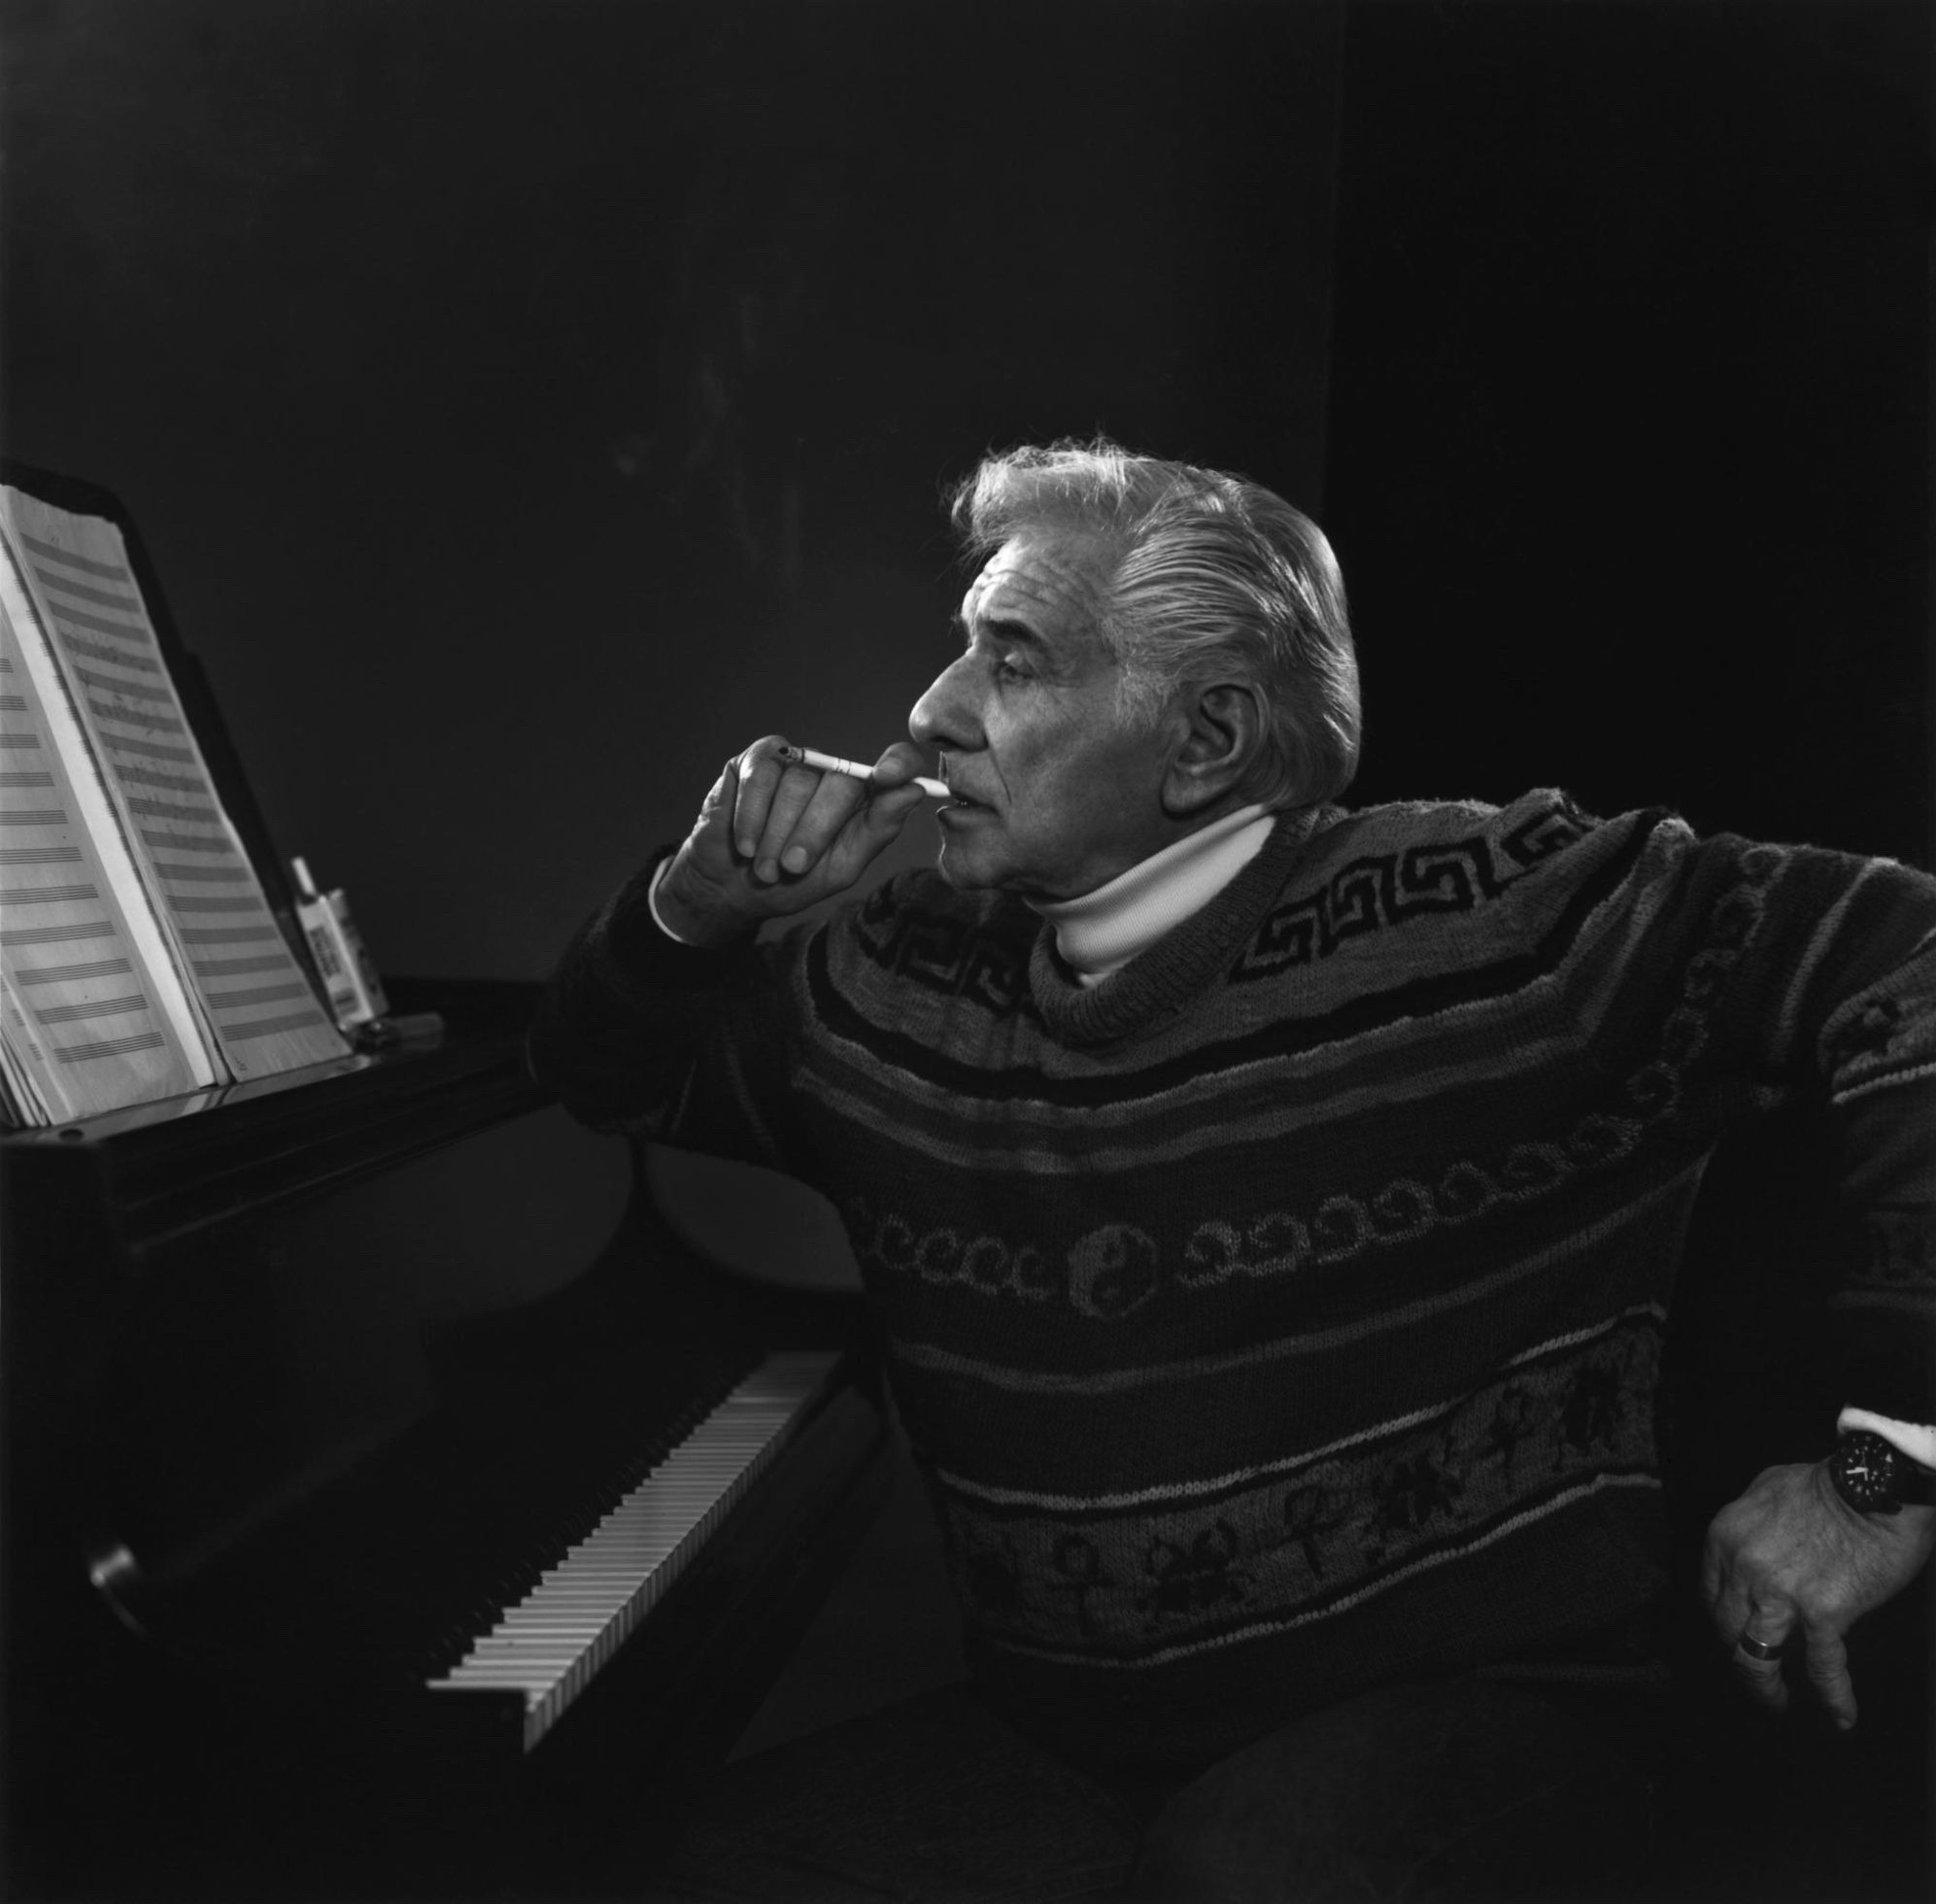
[1027,803,1274,986]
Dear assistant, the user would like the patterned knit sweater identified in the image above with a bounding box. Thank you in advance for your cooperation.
[531,791,1936,1772]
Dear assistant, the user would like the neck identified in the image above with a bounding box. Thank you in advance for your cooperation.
[1028,803,1274,983]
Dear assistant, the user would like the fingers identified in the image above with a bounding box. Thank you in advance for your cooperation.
[1724,1620,1859,1730]
[728,739,789,866]
[763,765,863,883]
[735,741,853,884]
[1801,1622,1857,1731]
[1726,1628,1792,1715]
[1703,1512,1793,1716]
[728,736,921,890]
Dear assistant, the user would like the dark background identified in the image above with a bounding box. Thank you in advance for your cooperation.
[1329,0,1929,867]
[0,0,1344,981]
[1,4,1929,1882]
[4,0,1924,993]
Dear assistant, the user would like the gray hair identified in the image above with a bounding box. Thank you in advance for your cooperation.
[948,437,1360,810]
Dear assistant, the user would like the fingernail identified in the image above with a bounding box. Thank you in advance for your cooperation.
[782,846,808,872]
[736,838,754,858]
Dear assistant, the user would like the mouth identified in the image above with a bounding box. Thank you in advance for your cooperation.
[933,766,974,807]
[933,757,993,817]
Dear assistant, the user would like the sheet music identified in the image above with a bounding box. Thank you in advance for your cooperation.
[0,490,346,1082]
[0,594,213,1118]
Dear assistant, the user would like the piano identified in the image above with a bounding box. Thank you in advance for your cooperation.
[0,466,892,1900]
[0,994,892,1899]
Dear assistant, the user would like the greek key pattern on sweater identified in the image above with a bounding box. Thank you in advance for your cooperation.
[936,1312,1664,1669]
[843,840,1786,1315]
[851,876,1036,1014]
[1232,796,1594,980]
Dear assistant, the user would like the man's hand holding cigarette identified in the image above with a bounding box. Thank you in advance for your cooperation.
[654,735,939,947]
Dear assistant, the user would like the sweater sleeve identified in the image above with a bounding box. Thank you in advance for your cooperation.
[1691,832,1936,1427]
[526,848,817,1179]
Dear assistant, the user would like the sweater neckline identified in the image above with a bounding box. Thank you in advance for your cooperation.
[1026,803,1333,1046]
[1027,803,1274,984]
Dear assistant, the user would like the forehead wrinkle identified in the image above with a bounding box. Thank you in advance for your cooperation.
[967,534,1118,655]
[951,608,1048,659]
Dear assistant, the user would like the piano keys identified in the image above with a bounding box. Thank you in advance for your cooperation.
[1,990,891,1900]
[429,1351,842,1750]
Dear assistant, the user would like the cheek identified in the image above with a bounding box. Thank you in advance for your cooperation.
[991,696,1111,799]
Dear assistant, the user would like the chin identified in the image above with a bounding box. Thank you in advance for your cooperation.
[933,838,1005,893]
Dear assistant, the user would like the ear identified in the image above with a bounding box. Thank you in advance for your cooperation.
[1160,681,1264,818]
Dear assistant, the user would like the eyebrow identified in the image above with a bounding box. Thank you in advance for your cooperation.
[954,610,1048,651]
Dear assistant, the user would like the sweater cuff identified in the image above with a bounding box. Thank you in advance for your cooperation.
[600,848,752,990]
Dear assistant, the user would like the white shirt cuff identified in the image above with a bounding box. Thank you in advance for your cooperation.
[646,858,698,946]
[1838,1407,1936,1472]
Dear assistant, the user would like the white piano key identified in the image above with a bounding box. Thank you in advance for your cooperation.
[425,1350,835,1751]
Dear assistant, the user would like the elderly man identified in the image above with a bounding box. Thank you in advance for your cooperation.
[533,440,1934,1899]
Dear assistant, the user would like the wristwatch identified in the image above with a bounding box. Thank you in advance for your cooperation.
[1827,1430,1936,1515]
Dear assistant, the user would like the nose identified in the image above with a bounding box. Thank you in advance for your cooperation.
[908,652,982,752]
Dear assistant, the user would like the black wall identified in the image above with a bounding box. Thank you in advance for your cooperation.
[0,0,1346,980]
[1326,0,1929,867]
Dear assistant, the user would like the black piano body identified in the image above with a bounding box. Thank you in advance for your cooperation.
[0,981,893,1900]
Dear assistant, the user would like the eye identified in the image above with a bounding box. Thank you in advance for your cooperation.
[994,654,1030,684]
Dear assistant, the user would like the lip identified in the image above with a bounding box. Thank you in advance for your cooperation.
[932,759,993,814]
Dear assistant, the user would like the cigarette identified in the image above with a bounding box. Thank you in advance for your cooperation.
[783,745,949,799]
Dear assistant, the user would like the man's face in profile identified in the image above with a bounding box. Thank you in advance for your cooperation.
[907,533,1180,901]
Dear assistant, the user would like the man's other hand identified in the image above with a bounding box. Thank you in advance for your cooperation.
[1701,1460,1935,1728]
[656,735,933,947]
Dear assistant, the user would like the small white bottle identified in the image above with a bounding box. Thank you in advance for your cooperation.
[291,855,390,1028]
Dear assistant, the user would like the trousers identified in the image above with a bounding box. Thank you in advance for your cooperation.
[644,1671,1660,1902]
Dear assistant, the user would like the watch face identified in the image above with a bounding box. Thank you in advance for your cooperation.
[1834,1433,1900,1512]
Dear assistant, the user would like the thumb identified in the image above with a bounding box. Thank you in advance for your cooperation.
[871,739,936,786]
[852,778,925,850]
[817,776,923,890]
[1802,1620,1857,1730]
